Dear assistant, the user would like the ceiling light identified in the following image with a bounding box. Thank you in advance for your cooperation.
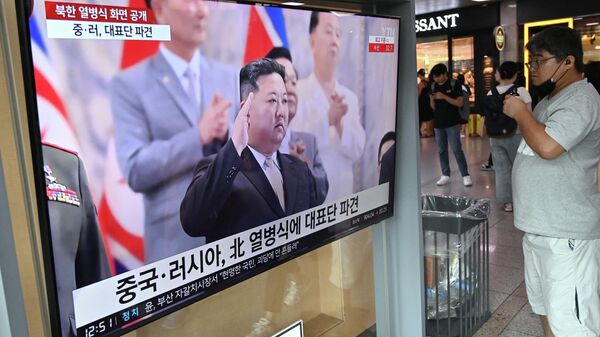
[596,46,600,50]
[574,17,583,20]
[282,2,304,5]
[508,4,517,8]
[472,0,489,2]
[586,22,599,26]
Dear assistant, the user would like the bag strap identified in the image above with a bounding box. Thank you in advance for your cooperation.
[503,84,518,97]
[491,86,500,96]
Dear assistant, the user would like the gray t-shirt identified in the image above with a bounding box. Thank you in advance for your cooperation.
[512,79,600,239]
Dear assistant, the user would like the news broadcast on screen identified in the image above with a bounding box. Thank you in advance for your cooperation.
[18,0,400,335]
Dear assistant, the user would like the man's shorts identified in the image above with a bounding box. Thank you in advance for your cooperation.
[523,233,600,337]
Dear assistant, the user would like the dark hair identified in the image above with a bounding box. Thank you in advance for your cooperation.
[498,61,518,80]
[585,61,600,94]
[144,0,151,8]
[265,46,292,63]
[514,62,526,87]
[417,69,427,77]
[526,26,584,72]
[309,11,320,34]
[456,74,471,95]
[239,58,286,101]
[430,63,448,77]
[378,131,396,163]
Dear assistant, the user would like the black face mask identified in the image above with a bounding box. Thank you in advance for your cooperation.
[533,59,568,98]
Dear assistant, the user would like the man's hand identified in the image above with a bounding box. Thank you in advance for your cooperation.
[432,92,446,100]
[289,140,308,163]
[328,93,348,128]
[199,94,232,145]
[232,92,253,156]
[503,95,527,119]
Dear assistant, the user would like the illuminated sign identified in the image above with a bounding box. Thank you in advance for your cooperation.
[415,13,460,33]
[494,26,505,51]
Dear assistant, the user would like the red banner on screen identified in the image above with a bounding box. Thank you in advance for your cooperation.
[45,1,155,24]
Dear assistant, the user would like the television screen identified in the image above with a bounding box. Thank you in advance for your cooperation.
[19,1,400,336]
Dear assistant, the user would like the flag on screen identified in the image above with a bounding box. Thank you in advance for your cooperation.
[97,0,158,274]
[30,15,79,152]
[243,6,289,64]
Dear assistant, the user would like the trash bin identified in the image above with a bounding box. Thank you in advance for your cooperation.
[421,195,491,337]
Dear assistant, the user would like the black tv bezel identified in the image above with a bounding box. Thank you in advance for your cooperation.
[14,1,401,336]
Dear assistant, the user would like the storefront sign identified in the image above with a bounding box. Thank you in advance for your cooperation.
[494,26,505,51]
[415,13,460,33]
[415,4,499,37]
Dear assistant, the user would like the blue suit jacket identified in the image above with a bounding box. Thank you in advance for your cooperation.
[110,51,239,262]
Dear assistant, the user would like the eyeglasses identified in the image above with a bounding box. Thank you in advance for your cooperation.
[525,56,561,71]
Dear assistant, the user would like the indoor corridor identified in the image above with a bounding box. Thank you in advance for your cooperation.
[420,134,545,337]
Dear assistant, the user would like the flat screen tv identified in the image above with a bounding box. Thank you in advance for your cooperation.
[16,1,400,336]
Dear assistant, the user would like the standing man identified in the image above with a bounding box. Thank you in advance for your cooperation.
[243,47,330,337]
[294,11,366,202]
[265,46,328,204]
[429,63,472,187]
[43,143,111,337]
[504,27,600,337]
[111,0,239,263]
[180,58,321,242]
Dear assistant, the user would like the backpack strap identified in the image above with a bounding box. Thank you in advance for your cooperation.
[504,84,518,97]
[491,86,500,96]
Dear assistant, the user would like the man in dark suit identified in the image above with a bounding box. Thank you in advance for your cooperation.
[265,46,328,204]
[180,58,321,243]
[42,143,111,337]
[111,0,239,262]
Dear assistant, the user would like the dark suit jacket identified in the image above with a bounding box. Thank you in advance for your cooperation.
[287,130,328,204]
[43,144,111,337]
[379,143,396,209]
[180,140,321,242]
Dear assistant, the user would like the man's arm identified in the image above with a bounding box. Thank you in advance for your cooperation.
[308,135,329,204]
[432,91,463,108]
[180,140,242,237]
[75,155,112,287]
[110,75,205,193]
[337,92,366,162]
[597,161,600,192]
[181,95,254,237]
[503,96,565,159]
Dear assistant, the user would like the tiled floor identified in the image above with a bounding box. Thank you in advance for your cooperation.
[419,134,544,337]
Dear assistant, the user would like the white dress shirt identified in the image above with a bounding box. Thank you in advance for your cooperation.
[294,73,366,202]
[247,146,282,179]
[160,44,202,107]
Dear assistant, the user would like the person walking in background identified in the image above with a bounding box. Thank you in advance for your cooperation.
[456,73,471,138]
[504,27,600,337]
[429,63,472,187]
[485,61,532,212]
[418,69,434,137]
